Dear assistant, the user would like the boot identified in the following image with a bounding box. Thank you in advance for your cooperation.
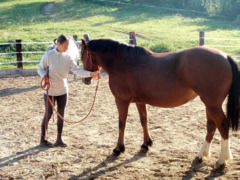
[40,136,53,147]
[54,133,67,147]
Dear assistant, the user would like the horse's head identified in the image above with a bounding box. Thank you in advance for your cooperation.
[81,39,99,85]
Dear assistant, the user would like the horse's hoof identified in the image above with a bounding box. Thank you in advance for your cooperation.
[147,139,153,147]
[119,144,125,153]
[113,144,125,156]
[214,161,226,169]
[82,78,92,85]
[140,144,149,153]
[192,156,202,165]
[113,149,121,156]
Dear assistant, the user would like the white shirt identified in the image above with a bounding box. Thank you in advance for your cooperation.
[38,48,91,96]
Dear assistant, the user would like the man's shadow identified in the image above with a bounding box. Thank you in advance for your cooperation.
[0,145,49,168]
[68,152,146,180]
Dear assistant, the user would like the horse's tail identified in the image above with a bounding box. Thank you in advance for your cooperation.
[227,55,240,131]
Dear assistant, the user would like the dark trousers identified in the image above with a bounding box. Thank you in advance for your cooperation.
[41,93,67,139]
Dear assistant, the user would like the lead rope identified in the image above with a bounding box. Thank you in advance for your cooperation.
[40,74,50,139]
[40,75,99,139]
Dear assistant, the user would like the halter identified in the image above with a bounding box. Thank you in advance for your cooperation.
[85,49,100,72]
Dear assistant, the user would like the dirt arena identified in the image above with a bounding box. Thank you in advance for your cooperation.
[0,75,239,179]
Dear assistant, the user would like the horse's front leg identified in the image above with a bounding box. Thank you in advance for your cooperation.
[136,103,152,153]
[113,98,130,156]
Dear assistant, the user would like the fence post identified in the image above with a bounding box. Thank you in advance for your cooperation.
[129,32,137,45]
[199,31,205,46]
[73,35,79,81]
[73,34,79,50]
[16,39,23,69]
[73,35,78,43]
[83,33,90,43]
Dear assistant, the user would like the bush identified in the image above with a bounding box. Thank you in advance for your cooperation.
[150,42,175,53]
[138,41,175,53]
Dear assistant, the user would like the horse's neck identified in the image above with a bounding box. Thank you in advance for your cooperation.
[97,53,114,73]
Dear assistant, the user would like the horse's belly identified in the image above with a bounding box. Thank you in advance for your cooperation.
[133,89,197,108]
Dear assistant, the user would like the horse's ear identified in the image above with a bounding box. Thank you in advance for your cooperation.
[81,39,87,49]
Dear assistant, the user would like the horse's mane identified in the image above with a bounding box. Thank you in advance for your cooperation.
[87,39,153,57]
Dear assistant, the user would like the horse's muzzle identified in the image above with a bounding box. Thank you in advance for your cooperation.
[82,77,92,85]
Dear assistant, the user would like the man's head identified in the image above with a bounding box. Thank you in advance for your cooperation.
[55,34,69,52]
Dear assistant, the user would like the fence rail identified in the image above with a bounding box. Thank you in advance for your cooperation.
[0,42,52,45]
[205,45,240,48]
[0,51,46,55]
[199,31,240,59]
[0,60,40,65]
[201,37,240,41]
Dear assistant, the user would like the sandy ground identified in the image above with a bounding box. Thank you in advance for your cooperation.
[0,75,239,179]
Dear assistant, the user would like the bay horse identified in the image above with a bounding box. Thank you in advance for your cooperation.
[80,39,240,168]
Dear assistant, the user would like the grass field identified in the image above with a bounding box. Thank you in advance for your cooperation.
[0,0,240,69]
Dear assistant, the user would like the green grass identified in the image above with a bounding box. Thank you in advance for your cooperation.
[1,0,240,69]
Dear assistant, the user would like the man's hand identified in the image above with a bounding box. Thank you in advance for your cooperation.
[90,71,101,79]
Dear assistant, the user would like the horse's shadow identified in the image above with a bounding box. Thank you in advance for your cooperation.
[68,152,146,180]
[205,167,226,180]
[0,145,49,168]
[182,158,226,180]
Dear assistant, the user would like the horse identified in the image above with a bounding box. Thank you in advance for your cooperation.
[80,38,240,168]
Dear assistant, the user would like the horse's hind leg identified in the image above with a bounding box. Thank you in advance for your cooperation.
[136,103,152,153]
[197,106,233,167]
[196,118,216,161]
[113,98,129,156]
[208,107,233,168]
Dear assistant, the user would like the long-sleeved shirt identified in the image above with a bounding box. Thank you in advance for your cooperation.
[38,48,91,96]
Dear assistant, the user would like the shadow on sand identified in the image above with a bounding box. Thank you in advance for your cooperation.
[68,152,146,179]
[0,145,49,168]
[0,86,39,97]
[182,157,226,180]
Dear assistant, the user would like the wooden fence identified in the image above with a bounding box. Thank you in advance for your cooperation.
[199,31,240,59]
[1,31,240,69]
[0,32,137,69]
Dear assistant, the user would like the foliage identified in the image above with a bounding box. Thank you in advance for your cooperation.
[150,42,175,53]
[139,41,175,53]
[115,0,240,20]
[234,15,240,26]
[201,0,240,19]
